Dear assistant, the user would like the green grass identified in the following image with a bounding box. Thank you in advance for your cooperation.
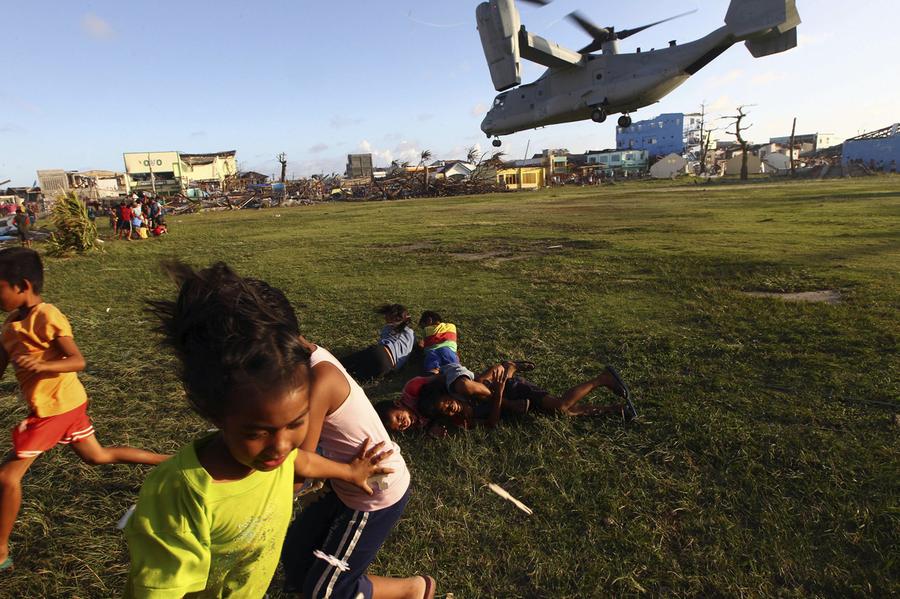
[2,176,898,598]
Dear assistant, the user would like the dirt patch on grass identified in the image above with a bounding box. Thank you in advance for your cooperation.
[447,238,610,263]
[743,290,842,304]
[385,241,434,252]
[450,250,509,261]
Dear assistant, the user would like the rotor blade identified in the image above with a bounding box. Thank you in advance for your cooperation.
[519,0,552,6]
[617,9,697,40]
[567,11,612,46]
[578,39,606,54]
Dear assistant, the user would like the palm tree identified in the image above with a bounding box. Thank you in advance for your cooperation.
[419,149,432,193]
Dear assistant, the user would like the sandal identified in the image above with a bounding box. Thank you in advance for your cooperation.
[0,556,12,572]
[512,360,536,372]
[421,574,436,599]
[605,365,637,419]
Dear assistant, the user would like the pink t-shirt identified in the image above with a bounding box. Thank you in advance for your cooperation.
[399,376,431,430]
[311,347,410,511]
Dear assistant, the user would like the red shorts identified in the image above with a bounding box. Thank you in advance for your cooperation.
[12,402,95,459]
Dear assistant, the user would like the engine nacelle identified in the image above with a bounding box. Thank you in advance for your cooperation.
[476,0,521,92]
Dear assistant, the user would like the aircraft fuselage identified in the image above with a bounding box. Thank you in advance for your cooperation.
[481,27,735,137]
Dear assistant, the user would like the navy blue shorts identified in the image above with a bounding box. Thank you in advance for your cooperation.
[282,488,411,599]
[471,378,550,420]
[423,346,458,372]
[503,377,550,404]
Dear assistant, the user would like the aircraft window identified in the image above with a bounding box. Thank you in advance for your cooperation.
[494,96,506,108]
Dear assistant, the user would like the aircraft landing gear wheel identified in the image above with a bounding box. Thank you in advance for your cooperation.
[492,138,502,148]
[591,108,607,123]
[618,115,633,128]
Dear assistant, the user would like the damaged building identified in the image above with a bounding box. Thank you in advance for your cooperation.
[123,150,237,194]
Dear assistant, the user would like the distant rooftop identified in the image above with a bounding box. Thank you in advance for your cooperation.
[847,124,899,141]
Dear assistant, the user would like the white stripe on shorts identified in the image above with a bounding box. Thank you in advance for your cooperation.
[311,510,368,599]
[325,511,369,598]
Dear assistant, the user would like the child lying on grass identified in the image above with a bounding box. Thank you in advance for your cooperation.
[340,304,416,382]
[418,311,459,374]
[377,361,636,436]
[123,262,394,598]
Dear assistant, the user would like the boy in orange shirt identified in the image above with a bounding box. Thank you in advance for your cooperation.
[0,248,168,572]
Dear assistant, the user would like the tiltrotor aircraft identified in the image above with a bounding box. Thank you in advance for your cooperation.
[477,0,801,146]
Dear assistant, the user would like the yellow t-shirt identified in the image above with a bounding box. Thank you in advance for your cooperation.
[1,303,88,417]
[124,436,298,598]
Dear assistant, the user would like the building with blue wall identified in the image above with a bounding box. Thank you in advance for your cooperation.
[584,149,649,176]
[616,112,704,157]
[842,124,899,171]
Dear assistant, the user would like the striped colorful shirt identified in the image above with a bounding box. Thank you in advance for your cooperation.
[423,322,457,352]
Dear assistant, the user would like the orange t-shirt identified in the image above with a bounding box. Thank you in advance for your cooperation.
[2,303,88,417]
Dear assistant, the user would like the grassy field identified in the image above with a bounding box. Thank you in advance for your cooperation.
[1,176,898,598]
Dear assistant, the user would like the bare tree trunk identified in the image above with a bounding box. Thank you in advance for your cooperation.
[726,106,753,181]
[789,117,797,177]
[277,153,287,183]
[699,103,707,175]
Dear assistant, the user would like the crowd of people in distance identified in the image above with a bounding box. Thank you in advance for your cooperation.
[109,195,168,240]
[0,250,636,598]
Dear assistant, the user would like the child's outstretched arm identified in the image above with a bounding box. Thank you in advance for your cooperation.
[15,336,86,374]
[294,439,394,495]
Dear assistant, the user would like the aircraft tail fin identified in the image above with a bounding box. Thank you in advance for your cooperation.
[477,0,522,92]
[745,26,798,58]
[725,0,800,56]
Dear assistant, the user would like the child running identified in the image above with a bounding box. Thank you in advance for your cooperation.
[123,262,394,597]
[281,334,436,598]
[418,311,458,374]
[340,304,416,382]
[0,248,168,572]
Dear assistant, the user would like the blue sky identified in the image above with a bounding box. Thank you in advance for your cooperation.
[2,0,897,186]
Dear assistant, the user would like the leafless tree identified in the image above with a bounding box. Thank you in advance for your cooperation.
[725,106,753,180]
[277,153,287,183]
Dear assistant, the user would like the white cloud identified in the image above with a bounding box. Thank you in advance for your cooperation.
[751,72,786,86]
[354,139,426,167]
[309,143,329,153]
[470,102,488,117]
[798,32,833,48]
[81,14,114,40]
[707,95,735,114]
[705,69,743,89]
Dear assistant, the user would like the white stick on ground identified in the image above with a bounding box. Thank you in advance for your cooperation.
[488,483,533,515]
